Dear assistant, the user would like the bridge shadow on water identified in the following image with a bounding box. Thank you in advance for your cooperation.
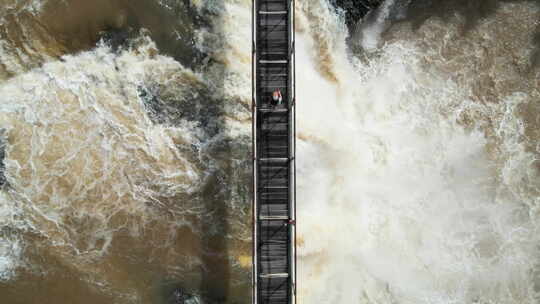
[169,1,250,302]
[199,158,232,303]
[197,1,232,302]
[140,0,251,296]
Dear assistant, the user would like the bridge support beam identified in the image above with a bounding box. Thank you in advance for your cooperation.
[252,0,296,304]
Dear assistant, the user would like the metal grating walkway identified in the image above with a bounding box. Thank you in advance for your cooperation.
[252,0,296,304]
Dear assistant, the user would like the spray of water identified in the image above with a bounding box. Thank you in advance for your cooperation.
[294,1,540,303]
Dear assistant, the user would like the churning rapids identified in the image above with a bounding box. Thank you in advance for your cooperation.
[0,0,539,303]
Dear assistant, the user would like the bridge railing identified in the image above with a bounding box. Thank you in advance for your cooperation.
[252,1,296,304]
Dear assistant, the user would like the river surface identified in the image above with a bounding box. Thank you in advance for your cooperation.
[0,0,539,303]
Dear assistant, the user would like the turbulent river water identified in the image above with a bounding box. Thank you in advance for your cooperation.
[0,0,539,303]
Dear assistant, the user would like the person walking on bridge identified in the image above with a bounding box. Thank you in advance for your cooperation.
[272,89,283,107]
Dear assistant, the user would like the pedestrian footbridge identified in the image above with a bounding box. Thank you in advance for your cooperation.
[252,0,296,303]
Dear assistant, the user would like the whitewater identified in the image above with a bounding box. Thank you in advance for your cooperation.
[0,0,538,303]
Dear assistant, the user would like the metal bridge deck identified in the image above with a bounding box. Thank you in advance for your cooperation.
[252,0,296,304]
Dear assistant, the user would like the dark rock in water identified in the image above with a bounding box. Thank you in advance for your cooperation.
[99,28,135,52]
[170,288,202,304]
[138,83,221,137]
[330,0,383,29]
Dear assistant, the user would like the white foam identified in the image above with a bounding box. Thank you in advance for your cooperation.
[0,40,206,263]
[0,192,26,281]
[293,4,539,302]
[0,238,22,281]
